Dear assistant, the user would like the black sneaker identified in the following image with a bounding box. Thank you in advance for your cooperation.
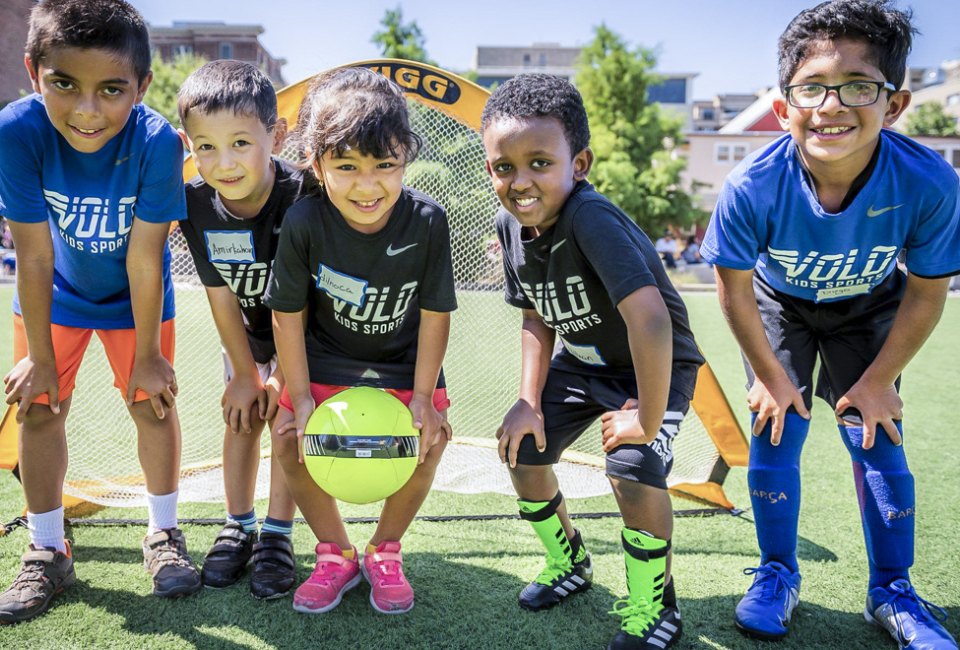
[249,532,296,600]
[143,528,201,598]
[0,543,75,624]
[608,580,683,650]
[201,521,257,588]
[519,534,593,611]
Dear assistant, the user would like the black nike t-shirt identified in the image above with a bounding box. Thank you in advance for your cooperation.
[180,158,312,362]
[263,186,457,389]
[497,180,704,398]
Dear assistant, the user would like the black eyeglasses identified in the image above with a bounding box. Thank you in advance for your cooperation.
[783,80,896,108]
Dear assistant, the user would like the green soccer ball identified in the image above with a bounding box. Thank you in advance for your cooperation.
[302,387,420,504]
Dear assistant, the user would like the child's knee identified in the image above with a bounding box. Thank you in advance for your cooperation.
[128,400,179,436]
[269,427,300,468]
[509,463,554,490]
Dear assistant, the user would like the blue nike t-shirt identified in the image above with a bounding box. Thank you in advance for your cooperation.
[702,130,960,302]
[0,95,184,328]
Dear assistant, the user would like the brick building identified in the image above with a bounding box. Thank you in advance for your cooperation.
[149,22,286,86]
[0,0,33,106]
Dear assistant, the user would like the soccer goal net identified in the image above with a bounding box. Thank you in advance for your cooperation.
[1,60,748,513]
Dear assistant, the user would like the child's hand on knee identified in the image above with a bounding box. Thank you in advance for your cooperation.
[747,375,809,445]
[496,399,545,468]
[409,395,449,464]
[4,356,60,421]
[127,354,178,419]
[276,395,314,464]
[222,372,265,434]
[835,380,903,449]
[600,405,655,451]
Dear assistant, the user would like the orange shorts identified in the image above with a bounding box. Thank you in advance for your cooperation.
[279,383,450,413]
[12,315,176,404]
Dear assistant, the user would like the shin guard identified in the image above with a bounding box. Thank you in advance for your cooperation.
[748,411,809,572]
[518,492,583,564]
[838,422,913,588]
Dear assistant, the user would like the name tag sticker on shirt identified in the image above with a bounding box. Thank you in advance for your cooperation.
[205,231,255,263]
[815,283,872,303]
[317,264,368,307]
[560,338,606,366]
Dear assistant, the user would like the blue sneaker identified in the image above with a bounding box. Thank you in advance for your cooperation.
[865,579,957,649]
[734,562,801,640]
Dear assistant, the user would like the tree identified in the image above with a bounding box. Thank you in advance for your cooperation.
[575,25,699,234]
[904,102,959,137]
[142,52,207,126]
[371,6,435,65]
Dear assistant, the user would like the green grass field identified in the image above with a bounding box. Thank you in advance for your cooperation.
[0,285,957,649]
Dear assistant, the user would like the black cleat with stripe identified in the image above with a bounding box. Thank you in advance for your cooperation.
[608,579,683,650]
[518,530,593,611]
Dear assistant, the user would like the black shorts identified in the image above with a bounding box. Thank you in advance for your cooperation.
[514,368,690,489]
[749,269,906,410]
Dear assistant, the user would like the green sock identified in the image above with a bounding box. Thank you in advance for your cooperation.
[621,527,670,610]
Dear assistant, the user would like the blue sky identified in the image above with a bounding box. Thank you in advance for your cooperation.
[132,0,960,98]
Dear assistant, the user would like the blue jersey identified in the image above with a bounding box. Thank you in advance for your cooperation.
[0,95,184,328]
[701,131,960,302]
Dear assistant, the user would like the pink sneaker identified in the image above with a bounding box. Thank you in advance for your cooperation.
[292,543,360,614]
[362,541,414,614]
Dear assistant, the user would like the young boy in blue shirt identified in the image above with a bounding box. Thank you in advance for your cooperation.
[702,1,960,647]
[0,0,201,623]
[177,60,311,599]
[482,73,704,650]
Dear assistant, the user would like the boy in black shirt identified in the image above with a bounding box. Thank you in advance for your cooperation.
[178,60,310,599]
[482,73,703,650]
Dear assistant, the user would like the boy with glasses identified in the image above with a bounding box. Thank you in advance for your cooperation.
[702,0,960,647]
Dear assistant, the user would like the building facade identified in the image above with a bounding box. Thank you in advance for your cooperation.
[149,22,286,86]
[682,88,960,213]
[0,0,33,106]
[474,43,696,129]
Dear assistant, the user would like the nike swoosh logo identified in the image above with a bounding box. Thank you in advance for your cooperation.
[550,238,567,253]
[867,204,903,217]
[273,226,282,235]
[386,243,418,256]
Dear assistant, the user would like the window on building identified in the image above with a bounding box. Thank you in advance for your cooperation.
[716,143,749,163]
[952,149,960,169]
[523,54,531,66]
[538,53,546,66]
[648,78,688,104]
[932,148,947,160]
[701,108,715,120]
[219,42,233,59]
[172,44,193,58]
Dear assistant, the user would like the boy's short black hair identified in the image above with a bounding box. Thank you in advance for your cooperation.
[481,73,590,155]
[26,0,151,82]
[178,60,278,130]
[778,0,916,90]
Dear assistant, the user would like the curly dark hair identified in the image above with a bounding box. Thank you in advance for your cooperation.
[293,67,421,164]
[481,73,590,155]
[26,0,151,82]
[778,0,916,90]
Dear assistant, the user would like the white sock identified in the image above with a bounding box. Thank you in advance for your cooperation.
[27,506,66,553]
[147,490,179,534]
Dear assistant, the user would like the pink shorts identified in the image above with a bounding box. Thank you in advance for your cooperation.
[279,383,449,413]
